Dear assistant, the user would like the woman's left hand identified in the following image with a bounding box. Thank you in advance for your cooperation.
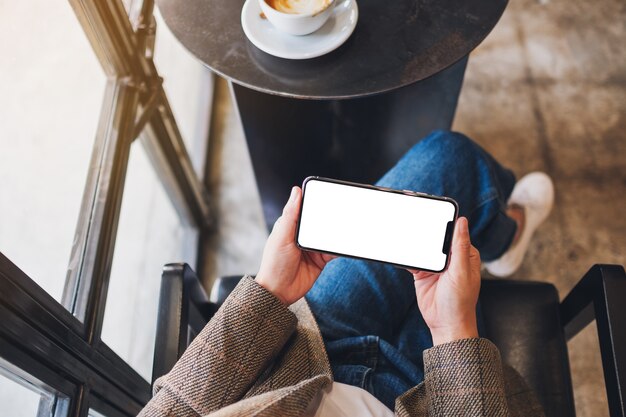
[256,186,335,305]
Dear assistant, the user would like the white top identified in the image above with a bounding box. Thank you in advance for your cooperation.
[304,382,394,417]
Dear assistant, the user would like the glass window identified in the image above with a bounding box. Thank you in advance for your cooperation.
[0,372,41,417]
[0,361,68,417]
[121,0,142,21]
[153,7,214,176]
[101,143,198,381]
[0,1,105,303]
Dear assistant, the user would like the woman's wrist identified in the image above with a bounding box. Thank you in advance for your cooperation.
[430,321,479,345]
[255,274,289,305]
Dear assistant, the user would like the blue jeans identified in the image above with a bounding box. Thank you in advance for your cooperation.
[305,131,517,410]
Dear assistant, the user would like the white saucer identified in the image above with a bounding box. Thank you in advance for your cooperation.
[241,0,359,60]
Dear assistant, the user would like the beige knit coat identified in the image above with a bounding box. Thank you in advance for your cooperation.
[138,276,544,416]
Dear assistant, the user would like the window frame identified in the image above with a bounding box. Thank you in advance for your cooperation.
[0,0,213,415]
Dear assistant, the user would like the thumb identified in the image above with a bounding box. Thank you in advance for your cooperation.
[282,186,301,220]
[271,187,301,242]
[448,217,471,276]
[469,245,481,275]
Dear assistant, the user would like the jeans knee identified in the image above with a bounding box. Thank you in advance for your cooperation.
[381,130,486,189]
[413,130,483,164]
[418,130,480,159]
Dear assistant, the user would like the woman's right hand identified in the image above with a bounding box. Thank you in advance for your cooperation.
[409,217,482,345]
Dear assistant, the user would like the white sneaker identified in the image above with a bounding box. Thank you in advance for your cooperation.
[483,172,554,277]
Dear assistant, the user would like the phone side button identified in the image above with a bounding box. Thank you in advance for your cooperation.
[442,221,455,255]
[405,190,431,197]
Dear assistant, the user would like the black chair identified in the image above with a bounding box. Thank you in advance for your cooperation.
[151,264,240,384]
[151,264,626,417]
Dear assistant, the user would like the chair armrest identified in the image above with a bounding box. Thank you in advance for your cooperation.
[560,264,626,417]
[151,263,217,387]
[210,275,245,307]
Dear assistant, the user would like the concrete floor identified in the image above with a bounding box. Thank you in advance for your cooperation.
[452,1,625,415]
[201,0,625,415]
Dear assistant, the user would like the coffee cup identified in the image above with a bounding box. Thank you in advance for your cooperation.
[259,0,336,36]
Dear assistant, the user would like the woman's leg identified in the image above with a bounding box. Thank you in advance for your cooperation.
[305,130,517,408]
[307,130,516,339]
[375,130,518,260]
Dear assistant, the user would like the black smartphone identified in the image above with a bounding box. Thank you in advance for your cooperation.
[295,176,458,272]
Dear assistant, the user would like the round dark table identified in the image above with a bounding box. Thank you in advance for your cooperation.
[157,0,506,99]
[157,0,507,224]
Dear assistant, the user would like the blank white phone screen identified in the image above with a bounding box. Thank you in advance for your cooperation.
[297,179,457,271]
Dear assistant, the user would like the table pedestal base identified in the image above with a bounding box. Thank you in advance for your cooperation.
[232,57,468,227]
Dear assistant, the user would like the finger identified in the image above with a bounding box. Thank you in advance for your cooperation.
[308,250,337,261]
[306,250,336,270]
[412,270,433,280]
[321,253,337,263]
[449,217,471,276]
[413,272,438,294]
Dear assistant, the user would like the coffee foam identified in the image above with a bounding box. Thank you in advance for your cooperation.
[266,0,332,15]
